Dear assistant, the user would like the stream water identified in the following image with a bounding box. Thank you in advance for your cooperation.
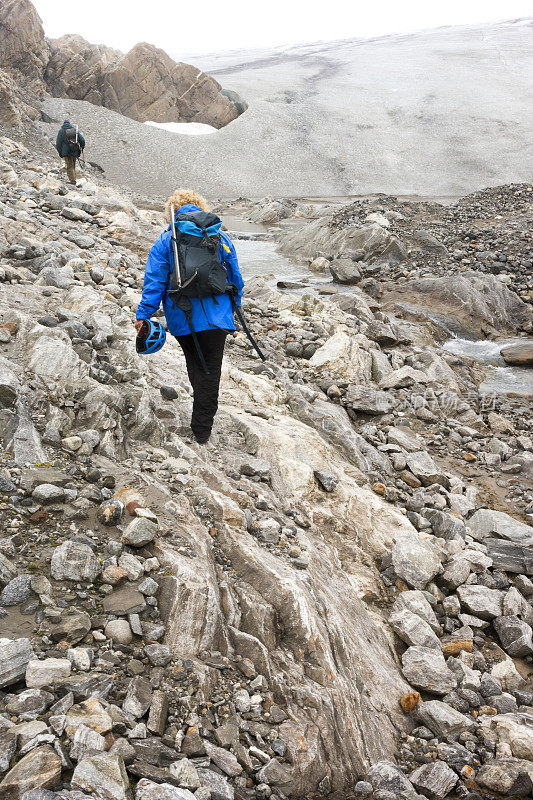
[443,338,533,399]
[227,221,533,400]
[226,218,329,290]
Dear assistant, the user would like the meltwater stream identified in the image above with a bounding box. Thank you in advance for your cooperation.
[443,338,533,398]
[235,238,311,283]
[227,223,330,291]
[228,220,532,401]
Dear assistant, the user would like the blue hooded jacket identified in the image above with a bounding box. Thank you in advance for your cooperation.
[136,204,244,337]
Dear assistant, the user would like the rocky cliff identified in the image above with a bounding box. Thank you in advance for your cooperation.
[0,0,50,125]
[0,0,49,88]
[0,0,243,128]
[0,136,532,800]
[44,37,241,128]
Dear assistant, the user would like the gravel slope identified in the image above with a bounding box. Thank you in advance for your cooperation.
[39,18,533,199]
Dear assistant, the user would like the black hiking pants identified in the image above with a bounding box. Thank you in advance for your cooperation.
[176,330,228,441]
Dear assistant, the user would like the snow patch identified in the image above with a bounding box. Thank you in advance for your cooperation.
[144,121,217,135]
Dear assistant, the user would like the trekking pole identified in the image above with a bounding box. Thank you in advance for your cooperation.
[75,124,85,165]
[232,298,266,362]
[169,202,181,289]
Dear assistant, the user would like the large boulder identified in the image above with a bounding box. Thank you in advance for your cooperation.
[405,451,449,488]
[0,637,34,688]
[410,761,457,799]
[391,530,443,589]
[401,646,456,695]
[329,258,361,284]
[0,745,61,799]
[417,700,477,740]
[307,331,372,383]
[467,509,533,547]
[344,385,395,415]
[478,714,533,760]
[71,753,130,800]
[476,760,533,797]
[281,219,402,264]
[45,36,241,128]
[0,358,20,408]
[50,540,101,583]
[500,340,533,366]
[383,272,532,337]
[27,330,89,389]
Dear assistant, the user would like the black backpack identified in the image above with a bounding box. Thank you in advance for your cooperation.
[167,208,265,372]
[170,211,232,299]
[65,126,81,157]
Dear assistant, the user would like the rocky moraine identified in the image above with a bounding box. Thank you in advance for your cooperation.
[0,133,532,800]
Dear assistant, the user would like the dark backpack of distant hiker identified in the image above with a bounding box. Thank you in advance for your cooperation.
[65,126,81,157]
[167,206,265,372]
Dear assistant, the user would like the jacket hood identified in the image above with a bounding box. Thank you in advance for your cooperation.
[165,204,201,230]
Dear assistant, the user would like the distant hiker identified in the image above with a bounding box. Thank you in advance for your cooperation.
[55,120,85,184]
[135,190,244,444]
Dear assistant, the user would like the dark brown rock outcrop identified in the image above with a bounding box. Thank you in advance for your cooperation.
[0,0,242,128]
[0,0,49,90]
[45,37,240,127]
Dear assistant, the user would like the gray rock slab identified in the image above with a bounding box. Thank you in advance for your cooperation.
[196,768,234,800]
[410,760,458,800]
[401,646,457,695]
[457,585,503,620]
[493,616,533,657]
[0,745,62,798]
[0,637,34,688]
[467,509,533,546]
[391,532,443,589]
[405,451,449,488]
[417,700,477,740]
[135,779,196,800]
[485,538,533,575]
[102,586,146,616]
[345,385,395,415]
[123,676,152,718]
[391,590,440,633]
[26,658,71,689]
[122,518,158,547]
[0,574,33,606]
[389,611,441,649]
[50,540,100,583]
[71,752,130,800]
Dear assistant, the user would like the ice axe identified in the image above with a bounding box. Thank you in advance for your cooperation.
[169,202,181,289]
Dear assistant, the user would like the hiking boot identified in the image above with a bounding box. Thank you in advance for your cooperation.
[193,432,211,445]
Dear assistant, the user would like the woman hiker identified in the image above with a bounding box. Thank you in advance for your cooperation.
[135,189,244,444]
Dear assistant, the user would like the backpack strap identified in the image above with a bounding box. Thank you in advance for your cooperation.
[176,294,210,374]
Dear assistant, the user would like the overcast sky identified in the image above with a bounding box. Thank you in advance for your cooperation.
[32,0,532,56]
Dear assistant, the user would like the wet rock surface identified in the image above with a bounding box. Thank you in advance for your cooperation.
[0,134,531,800]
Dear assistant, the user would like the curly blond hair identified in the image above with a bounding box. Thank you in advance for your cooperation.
[165,189,209,220]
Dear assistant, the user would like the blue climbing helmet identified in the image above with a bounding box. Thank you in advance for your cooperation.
[136,319,166,355]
